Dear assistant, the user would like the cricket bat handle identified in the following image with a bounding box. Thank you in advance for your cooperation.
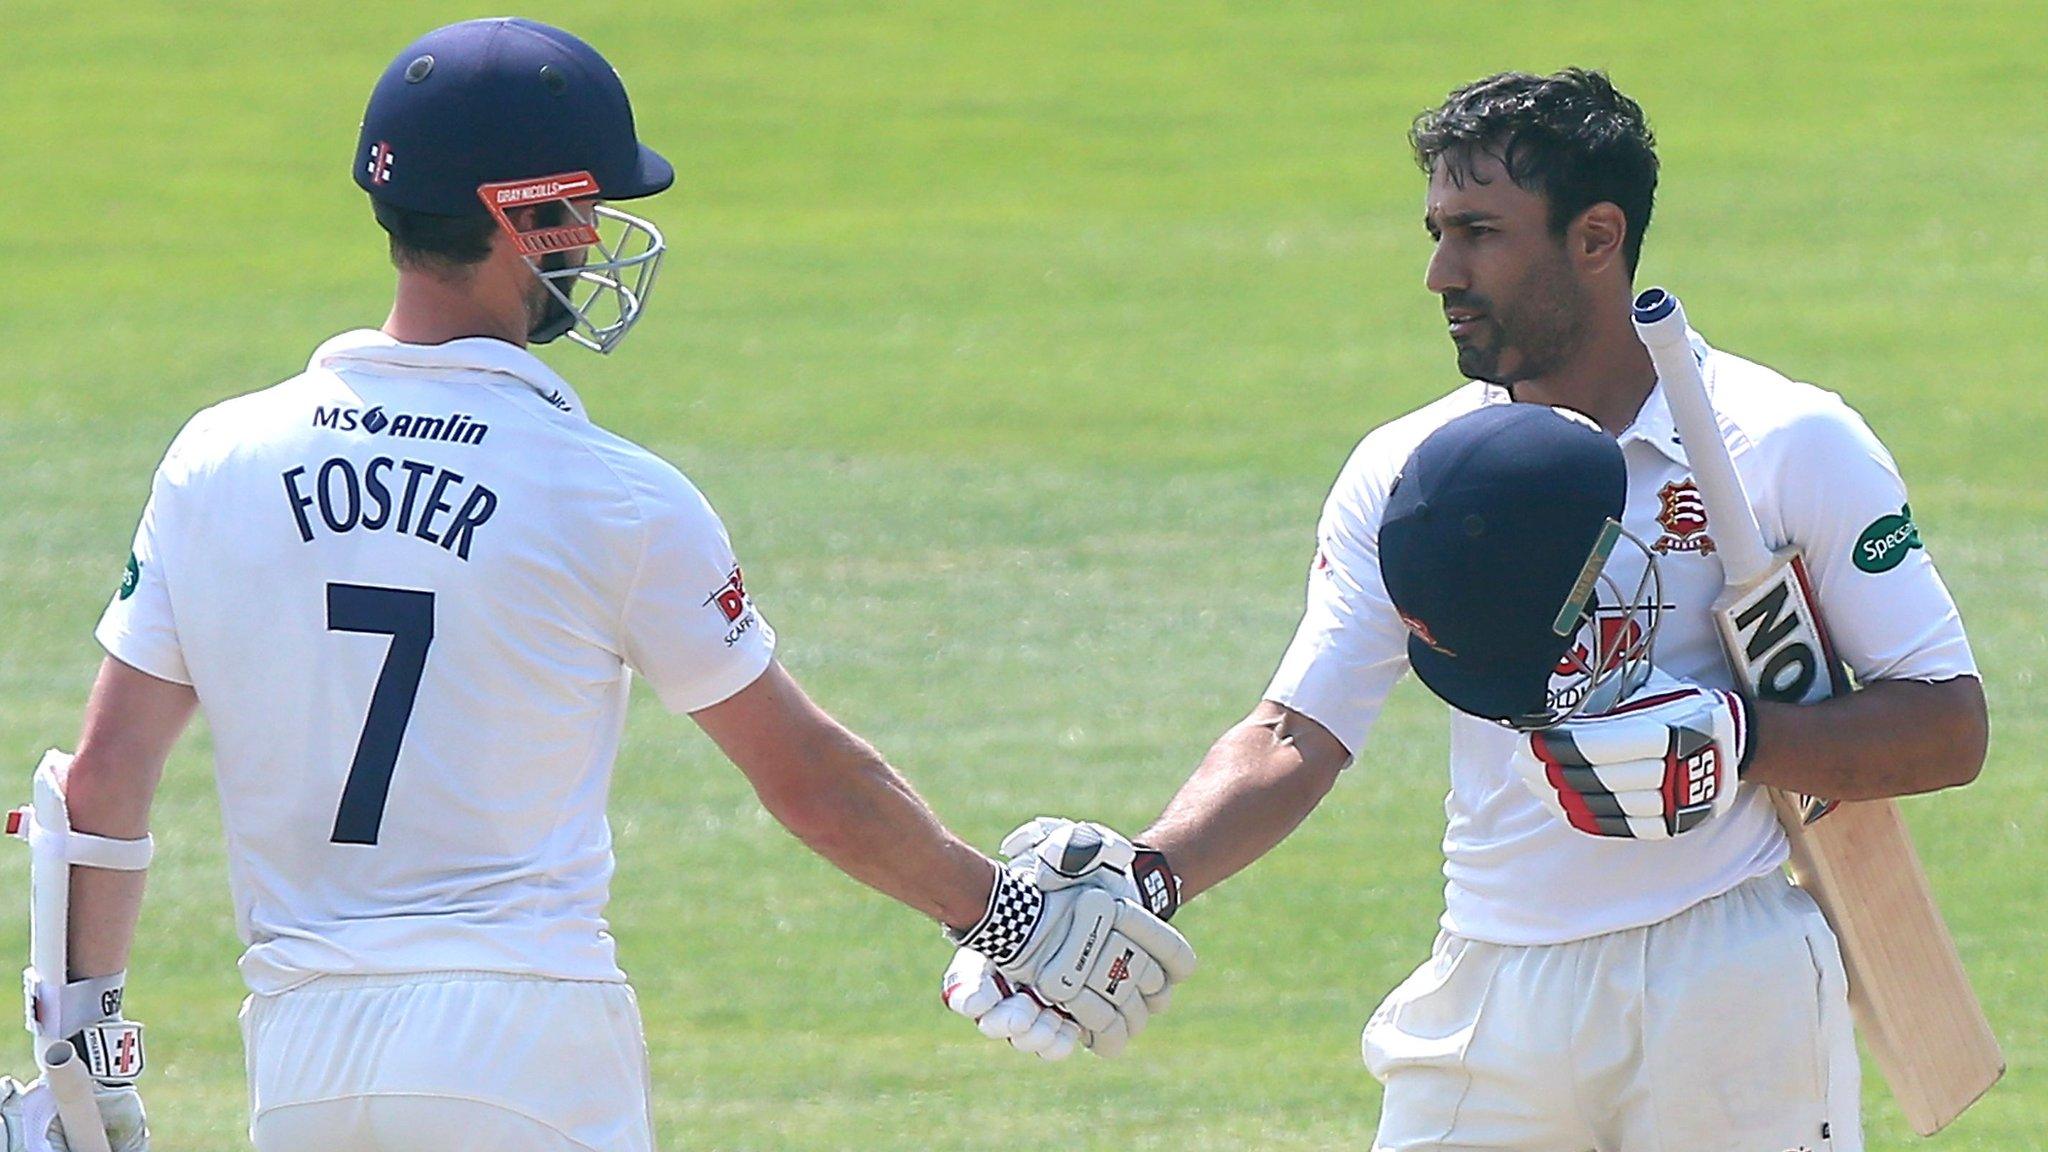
[43,1041,113,1152]
[1630,288,1773,586]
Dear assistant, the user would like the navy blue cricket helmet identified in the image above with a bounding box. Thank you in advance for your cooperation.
[353,18,672,214]
[1379,403,1639,728]
[353,19,675,353]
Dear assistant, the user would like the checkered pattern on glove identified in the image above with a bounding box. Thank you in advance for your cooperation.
[942,851,1196,1061]
[948,866,1044,966]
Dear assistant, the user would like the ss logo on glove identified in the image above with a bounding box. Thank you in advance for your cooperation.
[1513,673,1754,840]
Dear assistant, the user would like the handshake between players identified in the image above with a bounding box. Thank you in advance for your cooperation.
[938,404,1765,1064]
[942,819,1192,1061]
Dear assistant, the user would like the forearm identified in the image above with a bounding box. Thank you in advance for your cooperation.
[758,720,997,932]
[61,657,195,980]
[66,867,148,983]
[1744,675,1987,801]
[696,662,996,932]
[1140,703,1350,901]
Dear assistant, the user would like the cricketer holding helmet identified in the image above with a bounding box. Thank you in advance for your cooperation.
[945,69,1987,1151]
[0,19,1192,1152]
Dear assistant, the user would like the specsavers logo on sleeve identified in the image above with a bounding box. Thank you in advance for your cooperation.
[1854,504,1922,573]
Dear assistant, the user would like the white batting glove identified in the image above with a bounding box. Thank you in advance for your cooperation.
[947,857,1195,1058]
[938,824,1103,1061]
[1000,817,1187,1027]
[1000,818,1182,923]
[944,818,1191,1058]
[941,948,1083,1061]
[0,1076,147,1152]
[1510,671,1754,840]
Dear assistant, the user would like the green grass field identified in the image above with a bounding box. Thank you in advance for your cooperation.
[4,1,2044,1147]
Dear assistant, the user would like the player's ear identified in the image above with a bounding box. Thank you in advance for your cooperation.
[1571,201,1629,276]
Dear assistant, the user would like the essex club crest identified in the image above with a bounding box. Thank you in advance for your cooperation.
[1652,479,1715,555]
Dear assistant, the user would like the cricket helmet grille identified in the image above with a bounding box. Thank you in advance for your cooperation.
[1379,402,1656,729]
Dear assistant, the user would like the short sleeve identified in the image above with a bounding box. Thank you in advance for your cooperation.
[1263,448,1412,755]
[618,468,776,713]
[96,469,193,685]
[1767,400,1975,684]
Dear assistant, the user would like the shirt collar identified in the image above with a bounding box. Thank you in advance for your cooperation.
[1617,325,1713,467]
[309,329,588,421]
[1620,378,1688,465]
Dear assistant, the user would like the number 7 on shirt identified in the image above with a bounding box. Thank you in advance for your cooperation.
[327,582,436,845]
[1631,288,2001,1136]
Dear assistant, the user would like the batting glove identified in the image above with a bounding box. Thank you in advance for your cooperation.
[0,1075,147,1152]
[1001,818,1187,1026]
[0,972,149,1152]
[947,855,1194,1057]
[1510,671,1754,840]
[999,818,1182,923]
[943,818,1189,1058]
[941,948,1083,1061]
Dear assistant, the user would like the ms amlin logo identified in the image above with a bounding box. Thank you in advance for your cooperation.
[314,405,489,445]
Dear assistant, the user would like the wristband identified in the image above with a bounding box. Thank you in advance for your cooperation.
[1727,690,1757,777]
[54,972,126,1034]
[1130,846,1182,921]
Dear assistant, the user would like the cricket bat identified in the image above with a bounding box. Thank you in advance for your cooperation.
[1632,288,2002,1136]
[8,754,134,1152]
[43,1042,113,1152]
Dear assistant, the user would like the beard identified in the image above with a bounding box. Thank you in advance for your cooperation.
[525,260,578,345]
[1445,257,1589,387]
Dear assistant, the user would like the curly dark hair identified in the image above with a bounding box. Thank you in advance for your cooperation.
[1411,69,1658,274]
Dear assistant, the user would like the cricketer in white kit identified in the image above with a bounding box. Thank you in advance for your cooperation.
[944,69,1987,1152]
[3,18,1194,1152]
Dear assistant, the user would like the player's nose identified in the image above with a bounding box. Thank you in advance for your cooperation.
[1424,241,1467,296]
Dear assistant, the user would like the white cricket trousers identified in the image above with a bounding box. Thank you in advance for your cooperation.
[241,970,655,1152]
[1364,871,1860,1152]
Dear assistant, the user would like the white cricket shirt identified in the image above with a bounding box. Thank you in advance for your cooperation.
[98,331,776,993]
[1266,331,1976,945]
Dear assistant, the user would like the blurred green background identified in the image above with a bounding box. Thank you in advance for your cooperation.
[2,1,2041,1147]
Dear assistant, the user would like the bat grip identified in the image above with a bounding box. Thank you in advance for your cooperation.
[43,1041,114,1152]
[1631,287,1696,359]
[1629,288,1776,585]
